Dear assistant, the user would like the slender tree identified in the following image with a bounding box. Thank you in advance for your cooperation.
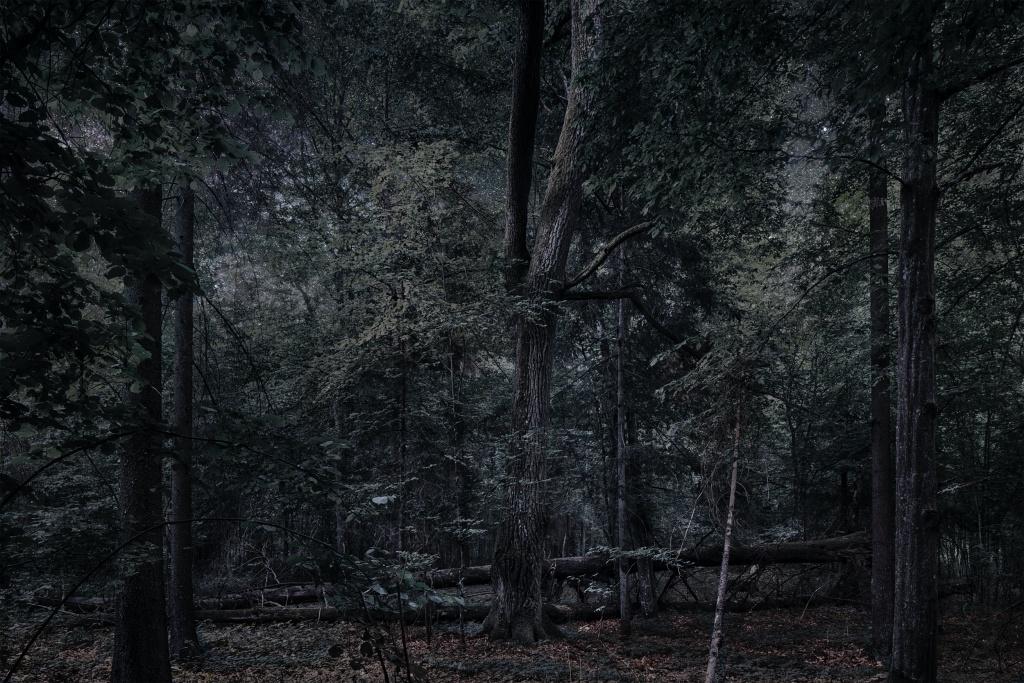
[111,186,172,683]
[705,399,742,683]
[168,181,199,658]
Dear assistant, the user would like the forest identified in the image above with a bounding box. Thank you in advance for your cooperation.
[2,1,1024,681]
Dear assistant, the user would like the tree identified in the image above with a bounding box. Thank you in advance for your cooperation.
[111,186,172,683]
[890,2,1024,678]
[705,400,742,683]
[168,181,199,658]
[486,0,603,643]
[892,10,941,677]
[614,248,631,637]
[867,102,895,663]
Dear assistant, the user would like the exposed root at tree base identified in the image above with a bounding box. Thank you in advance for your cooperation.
[480,604,564,644]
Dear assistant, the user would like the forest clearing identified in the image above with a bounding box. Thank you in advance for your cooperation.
[3,0,1024,681]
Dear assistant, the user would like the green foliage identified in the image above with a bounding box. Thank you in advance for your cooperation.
[3,0,1024,628]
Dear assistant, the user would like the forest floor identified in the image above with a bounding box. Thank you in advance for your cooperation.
[3,605,1022,682]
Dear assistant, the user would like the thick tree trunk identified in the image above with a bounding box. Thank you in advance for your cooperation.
[168,181,199,658]
[892,17,941,683]
[867,104,895,663]
[615,248,631,637]
[705,403,742,683]
[112,186,172,683]
[486,316,560,643]
[487,0,601,644]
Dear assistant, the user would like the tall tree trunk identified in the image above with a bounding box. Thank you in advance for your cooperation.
[705,401,742,683]
[867,104,894,663]
[892,13,940,682]
[502,0,544,291]
[487,0,601,644]
[168,181,199,658]
[112,186,172,683]
[614,247,631,637]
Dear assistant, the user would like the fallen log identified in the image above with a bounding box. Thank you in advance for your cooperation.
[196,585,332,610]
[422,532,869,588]
[193,602,617,625]
[29,534,870,614]
[22,596,108,612]
[28,587,337,613]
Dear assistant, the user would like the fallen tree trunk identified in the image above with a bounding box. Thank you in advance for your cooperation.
[69,594,862,628]
[30,534,870,615]
[196,586,331,610]
[423,532,869,588]
[192,602,618,625]
[27,587,336,613]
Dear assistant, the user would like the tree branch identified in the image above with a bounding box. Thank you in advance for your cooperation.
[563,221,653,290]
[939,54,1024,101]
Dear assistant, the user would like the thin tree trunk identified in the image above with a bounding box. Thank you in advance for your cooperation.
[615,246,630,637]
[867,103,894,663]
[397,298,408,553]
[705,402,742,683]
[892,10,941,681]
[112,186,172,683]
[487,0,601,644]
[168,181,199,658]
[597,329,617,543]
[449,337,471,567]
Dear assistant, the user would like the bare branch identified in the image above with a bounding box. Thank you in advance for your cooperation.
[563,221,654,290]
[939,54,1024,102]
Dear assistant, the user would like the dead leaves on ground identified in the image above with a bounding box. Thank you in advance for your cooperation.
[4,606,1022,682]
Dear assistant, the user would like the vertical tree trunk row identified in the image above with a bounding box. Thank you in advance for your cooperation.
[112,186,172,683]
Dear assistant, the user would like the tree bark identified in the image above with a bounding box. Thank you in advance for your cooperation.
[892,12,941,682]
[705,402,742,683]
[112,186,172,683]
[867,103,895,664]
[168,181,199,658]
[487,0,601,644]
